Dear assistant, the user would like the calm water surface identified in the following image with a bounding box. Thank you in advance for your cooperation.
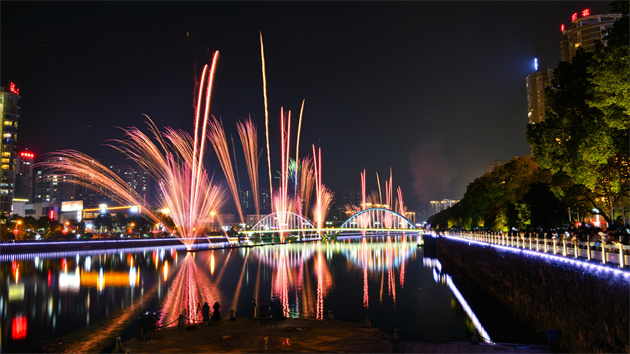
[0,234,539,353]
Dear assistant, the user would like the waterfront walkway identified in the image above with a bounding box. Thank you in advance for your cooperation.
[117,317,552,353]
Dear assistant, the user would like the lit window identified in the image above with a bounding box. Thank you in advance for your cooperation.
[1,164,9,170]
[4,121,12,126]
[3,133,11,138]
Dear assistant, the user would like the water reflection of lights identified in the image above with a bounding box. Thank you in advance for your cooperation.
[424,257,493,344]
[157,253,223,328]
[12,315,27,340]
[314,251,332,319]
[8,284,25,301]
[59,268,81,293]
[80,269,139,288]
[337,237,416,272]
[250,243,316,269]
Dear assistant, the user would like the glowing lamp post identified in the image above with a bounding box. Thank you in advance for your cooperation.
[210,211,216,232]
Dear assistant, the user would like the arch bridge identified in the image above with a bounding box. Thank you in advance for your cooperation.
[339,207,416,231]
[251,211,316,232]
[249,208,416,234]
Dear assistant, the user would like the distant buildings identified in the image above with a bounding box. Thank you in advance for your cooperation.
[525,69,553,124]
[526,8,621,126]
[14,150,35,203]
[560,10,622,62]
[430,199,459,214]
[0,83,21,226]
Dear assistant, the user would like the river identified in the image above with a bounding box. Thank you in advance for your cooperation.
[0,234,543,352]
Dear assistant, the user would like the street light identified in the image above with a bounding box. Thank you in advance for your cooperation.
[210,211,216,232]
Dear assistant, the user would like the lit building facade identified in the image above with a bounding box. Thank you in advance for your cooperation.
[560,10,621,62]
[0,83,21,226]
[526,9,620,128]
[13,150,35,203]
[429,199,459,215]
[525,69,553,124]
[108,164,151,203]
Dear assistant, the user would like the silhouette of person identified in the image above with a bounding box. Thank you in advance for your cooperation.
[212,302,221,322]
[202,302,210,322]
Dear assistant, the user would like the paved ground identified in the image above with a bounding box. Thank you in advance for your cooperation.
[116,317,552,353]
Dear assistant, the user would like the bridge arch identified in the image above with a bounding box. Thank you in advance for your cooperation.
[340,207,416,229]
[251,211,316,231]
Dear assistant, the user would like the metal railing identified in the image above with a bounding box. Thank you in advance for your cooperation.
[432,231,630,268]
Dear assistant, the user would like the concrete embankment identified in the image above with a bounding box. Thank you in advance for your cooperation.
[430,235,629,353]
[117,317,551,353]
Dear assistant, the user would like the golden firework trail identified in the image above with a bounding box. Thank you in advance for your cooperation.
[237,117,261,216]
[208,117,245,223]
[294,99,305,198]
[397,186,406,216]
[299,156,315,219]
[260,32,273,204]
[40,53,225,249]
[311,145,333,230]
[376,172,383,205]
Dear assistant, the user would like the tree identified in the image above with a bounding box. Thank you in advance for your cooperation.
[36,216,62,239]
[587,1,630,225]
[93,214,113,235]
[523,183,567,229]
[427,156,556,231]
[527,34,629,225]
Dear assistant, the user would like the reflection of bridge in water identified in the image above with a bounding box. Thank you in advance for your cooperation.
[245,235,419,271]
[250,207,418,234]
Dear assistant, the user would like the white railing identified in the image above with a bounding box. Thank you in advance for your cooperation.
[432,231,630,268]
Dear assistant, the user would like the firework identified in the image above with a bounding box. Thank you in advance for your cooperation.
[237,117,261,216]
[208,117,245,223]
[298,157,315,218]
[311,145,333,230]
[41,55,225,249]
[260,32,273,205]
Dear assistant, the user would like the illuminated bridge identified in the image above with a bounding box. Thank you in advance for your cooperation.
[249,208,418,234]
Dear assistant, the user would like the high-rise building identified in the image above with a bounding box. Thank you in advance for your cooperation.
[0,83,21,227]
[14,150,35,202]
[429,199,459,215]
[34,162,152,208]
[525,68,553,124]
[560,9,622,62]
[33,160,80,204]
[526,9,621,128]
[109,164,151,203]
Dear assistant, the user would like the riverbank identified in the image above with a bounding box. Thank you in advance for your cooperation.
[0,234,324,255]
[116,317,552,353]
[0,237,194,255]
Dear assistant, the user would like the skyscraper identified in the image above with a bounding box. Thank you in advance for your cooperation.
[14,150,35,202]
[560,9,622,62]
[108,164,152,204]
[526,9,621,127]
[0,83,21,227]
[525,68,553,124]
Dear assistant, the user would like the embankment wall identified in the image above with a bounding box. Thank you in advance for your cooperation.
[432,236,629,353]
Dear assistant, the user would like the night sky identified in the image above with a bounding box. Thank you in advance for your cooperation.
[1,1,614,216]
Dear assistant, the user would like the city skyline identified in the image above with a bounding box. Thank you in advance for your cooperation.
[1,1,614,214]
